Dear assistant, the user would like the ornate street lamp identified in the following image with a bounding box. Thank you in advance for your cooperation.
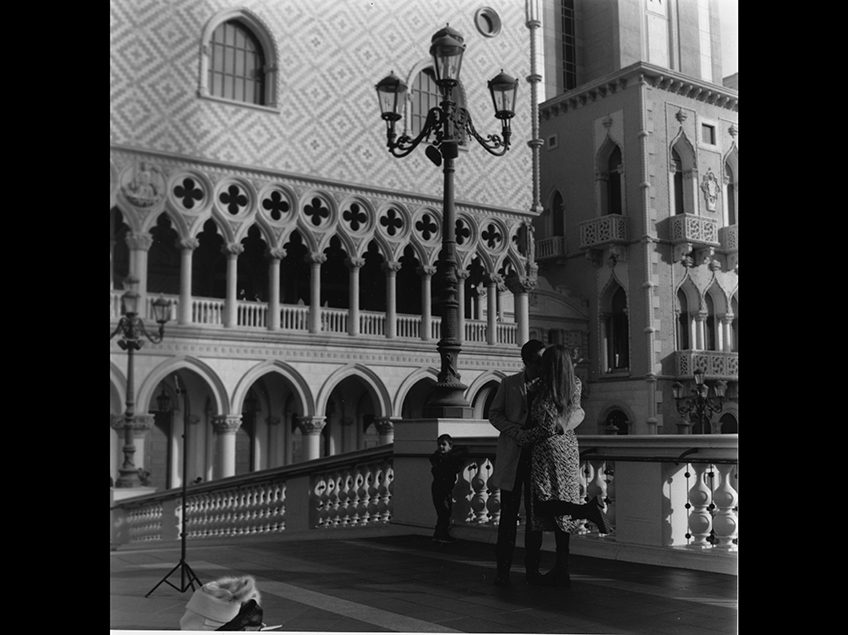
[672,369,727,434]
[375,25,518,417]
[110,276,171,487]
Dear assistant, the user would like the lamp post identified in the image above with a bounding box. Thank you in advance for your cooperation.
[672,369,727,434]
[110,276,171,487]
[376,25,518,418]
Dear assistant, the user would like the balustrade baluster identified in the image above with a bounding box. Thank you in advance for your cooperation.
[470,460,491,524]
[711,463,738,550]
[686,463,714,549]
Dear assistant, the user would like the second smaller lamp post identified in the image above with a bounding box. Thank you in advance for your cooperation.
[376,25,518,418]
[672,369,727,434]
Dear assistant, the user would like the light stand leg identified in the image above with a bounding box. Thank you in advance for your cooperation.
[146,375,201,597]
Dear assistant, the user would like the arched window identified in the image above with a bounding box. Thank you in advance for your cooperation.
[607,147,623,214]
[603,285,629,371]
[200,11,278,109]
[409,66,467,140]
[208,20,266,105]
[552,190,565,236]
[605,409,630,434]
[672,149,685,214]
[724,159,737,225]
[676,288,690,350]
[719,413,738,434]
[705,293,717,351]
[730,295,738,352]
[410,68,440,135]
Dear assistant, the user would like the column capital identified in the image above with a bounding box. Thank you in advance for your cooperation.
[268,247,286,260]
[306,252,327,265]
[373,417,394,434]
[417,265,437,277]
[346,256,365,269]
[125,232,153,251]
[506,274,537,294]
[222,242,244,256]
[382,261,402,274]
[456,268,471,280]
[483,272,503,286]
[179,237,200,251]
[212,414,242,433]
[297,415,326,434]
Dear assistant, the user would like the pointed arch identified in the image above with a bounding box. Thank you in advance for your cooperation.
[723,143,739,226]
[596,136,624,215]
[599,278,629,372]
[669,130,697,215]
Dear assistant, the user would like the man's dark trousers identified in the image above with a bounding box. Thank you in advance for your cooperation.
[495,448,543,578]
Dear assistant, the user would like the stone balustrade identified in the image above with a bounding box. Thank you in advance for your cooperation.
[111,432,737,574]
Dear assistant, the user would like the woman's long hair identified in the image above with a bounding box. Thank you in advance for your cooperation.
[539,344,575,414]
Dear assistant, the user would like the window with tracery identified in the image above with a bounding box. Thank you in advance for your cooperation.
[603,286,629,371]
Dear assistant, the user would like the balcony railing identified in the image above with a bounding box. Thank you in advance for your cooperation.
[110,291,517,345]
[718,224,738,252]
[674,350,738,379]
[111,434,737,574]
[579,214,628,249]
[536,236,565,260]
[669,214,720,246]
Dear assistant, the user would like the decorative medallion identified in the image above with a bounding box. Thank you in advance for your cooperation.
[121,161,166,208]
[700,168,721,211]
[261,188,292,223]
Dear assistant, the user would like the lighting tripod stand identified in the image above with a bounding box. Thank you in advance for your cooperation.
[146,374,202,596]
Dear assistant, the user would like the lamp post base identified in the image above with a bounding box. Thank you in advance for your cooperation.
[423,383,474,419]
[115,468,141,488]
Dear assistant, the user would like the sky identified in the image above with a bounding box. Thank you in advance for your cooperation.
[718,0,738,77]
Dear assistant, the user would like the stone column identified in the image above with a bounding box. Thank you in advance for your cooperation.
[374,417,395,445]
[267,248,284,331]
[178,237,198,325]
[347,257,364,336]
[223,243,244,328]
[266,416,283,468]
[308,253,326,333]
[694,311,708,350]
[484,273,501,345]
[507,275,536,346]
[125,232,153,318]
[212,414,242,479]
[456,269,469,344]
[418,265,436,341]
[383,261,401,339]
[297,416,326,461]
[721,315,733,352]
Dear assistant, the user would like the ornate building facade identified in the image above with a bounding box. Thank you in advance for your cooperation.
[109,0,590,491]
[534,0,738,435]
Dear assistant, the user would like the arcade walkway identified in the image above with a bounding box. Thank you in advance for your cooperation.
[110,525,738,634]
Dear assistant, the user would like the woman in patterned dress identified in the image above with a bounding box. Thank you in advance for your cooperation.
[521,344,610,586]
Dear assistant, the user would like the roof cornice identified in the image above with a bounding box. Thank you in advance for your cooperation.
[540,61,738,120]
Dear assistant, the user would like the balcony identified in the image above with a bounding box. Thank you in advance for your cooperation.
[718,224,738,270]
[536,235,565,261]
[579,215,629,265]
[668,214,720,264]
[674,350,739,380]
[110,290,518,347]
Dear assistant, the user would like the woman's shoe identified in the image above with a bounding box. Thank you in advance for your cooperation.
[584,497,610,535]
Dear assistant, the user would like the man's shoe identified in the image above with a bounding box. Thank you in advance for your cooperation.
[216,599,263,631]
